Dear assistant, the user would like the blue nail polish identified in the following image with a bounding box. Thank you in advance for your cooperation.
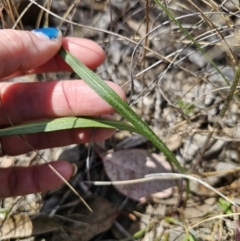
[32,27,61,40]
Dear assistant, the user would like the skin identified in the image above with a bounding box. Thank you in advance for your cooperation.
[0,29,125,198]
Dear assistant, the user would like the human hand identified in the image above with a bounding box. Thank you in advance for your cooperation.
[0,28,125,198]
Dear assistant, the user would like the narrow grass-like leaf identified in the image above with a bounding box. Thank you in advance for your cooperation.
[154,0,230,86]
[0,117,142,137]
[58,47,185,173]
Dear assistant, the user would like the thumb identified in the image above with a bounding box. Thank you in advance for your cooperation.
[0,28,62,78]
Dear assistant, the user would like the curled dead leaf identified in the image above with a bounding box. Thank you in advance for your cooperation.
[103,149,179,200]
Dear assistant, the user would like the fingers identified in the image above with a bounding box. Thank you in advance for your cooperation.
[0,29,126,156]
[1,30,106,79]
[0,29,122,198]
[1,127,114,156]
[0,161,74,198]
[5,37,106,79]
[0,29,62,79]
[0,80,125,125]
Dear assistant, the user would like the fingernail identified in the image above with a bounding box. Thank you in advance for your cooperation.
[71,163,78,177]
[31,27,62,41]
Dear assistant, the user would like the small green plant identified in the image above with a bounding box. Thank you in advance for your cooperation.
[218,198,233,215]
[177,100,195,116]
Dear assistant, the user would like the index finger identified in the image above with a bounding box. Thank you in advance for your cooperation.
[1,29,105,79]
[35,37,106,72]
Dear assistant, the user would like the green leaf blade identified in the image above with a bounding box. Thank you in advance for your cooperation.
[59,47,185,173]
[0,117,141,137]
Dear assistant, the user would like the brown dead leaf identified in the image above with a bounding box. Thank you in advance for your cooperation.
[33,196,118,241]
[0,214,33,239]
[103,149,178,200]
[1,197,118,240]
